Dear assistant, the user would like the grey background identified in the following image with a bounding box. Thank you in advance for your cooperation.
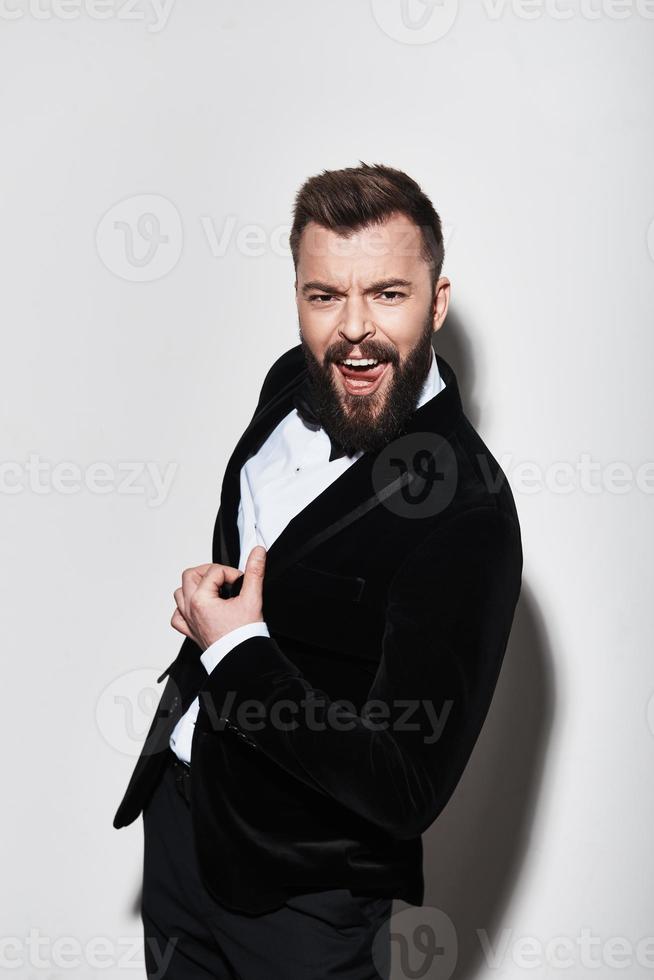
[1,1,653,977]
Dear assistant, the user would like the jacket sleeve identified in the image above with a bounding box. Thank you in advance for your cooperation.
[198,505,523,840]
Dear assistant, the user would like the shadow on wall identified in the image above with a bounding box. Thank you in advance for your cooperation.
[435,310,482,428]
[407,311,552,980]
[416,583,551,979]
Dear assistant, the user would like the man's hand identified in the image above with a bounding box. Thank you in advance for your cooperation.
[171,546,267,650]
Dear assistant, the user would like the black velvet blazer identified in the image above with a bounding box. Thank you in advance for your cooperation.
[113,344,523,914]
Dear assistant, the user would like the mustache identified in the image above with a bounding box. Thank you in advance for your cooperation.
[325,347,399,364]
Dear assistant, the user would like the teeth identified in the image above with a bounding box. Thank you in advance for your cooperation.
[342,358,379,366]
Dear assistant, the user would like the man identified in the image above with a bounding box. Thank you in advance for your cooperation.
[113,162,523,980]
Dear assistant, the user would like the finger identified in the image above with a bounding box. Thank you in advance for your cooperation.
[171,607,192,638]
[218,565,244,585]
[239,546,266,606]
[192,562,243,601]
[173,587,185,617]
[193,564,231,600]
[181,563,213,612]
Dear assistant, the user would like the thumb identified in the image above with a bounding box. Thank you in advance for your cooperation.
[240,545,266,605]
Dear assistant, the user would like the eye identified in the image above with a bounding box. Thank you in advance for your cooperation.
[378,291,405,302]
[308,294,336,304]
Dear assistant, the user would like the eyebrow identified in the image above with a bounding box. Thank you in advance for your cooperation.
[301,278,412,296]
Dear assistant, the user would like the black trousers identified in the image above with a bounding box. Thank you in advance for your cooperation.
[141,750,393,979]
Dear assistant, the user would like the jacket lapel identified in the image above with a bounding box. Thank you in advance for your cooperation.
[216,363,311,572]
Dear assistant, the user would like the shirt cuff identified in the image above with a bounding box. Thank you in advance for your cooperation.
[200,621,271,674]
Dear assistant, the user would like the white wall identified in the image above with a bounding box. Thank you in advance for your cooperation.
[1,1,653,977]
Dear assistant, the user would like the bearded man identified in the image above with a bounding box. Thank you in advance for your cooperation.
[113,162,523,980]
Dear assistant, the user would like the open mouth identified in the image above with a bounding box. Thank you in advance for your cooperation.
[334,358,391,394]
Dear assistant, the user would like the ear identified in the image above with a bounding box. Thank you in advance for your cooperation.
[432,277,451,332]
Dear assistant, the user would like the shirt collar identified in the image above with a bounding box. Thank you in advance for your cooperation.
[415,347,446,410]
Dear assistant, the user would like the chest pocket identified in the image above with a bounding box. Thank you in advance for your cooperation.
[291,560,366,603]
[264,561,375,655]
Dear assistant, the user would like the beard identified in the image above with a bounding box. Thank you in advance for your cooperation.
[298,311,435,456]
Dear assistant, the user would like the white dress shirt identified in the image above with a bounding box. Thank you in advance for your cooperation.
[169,350,445,764]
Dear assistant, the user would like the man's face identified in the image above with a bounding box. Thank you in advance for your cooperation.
[294,211,450,455]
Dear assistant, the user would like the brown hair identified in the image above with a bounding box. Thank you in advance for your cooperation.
[289,161,445,289]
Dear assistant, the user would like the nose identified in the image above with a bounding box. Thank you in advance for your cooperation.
[338,295,375,347]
